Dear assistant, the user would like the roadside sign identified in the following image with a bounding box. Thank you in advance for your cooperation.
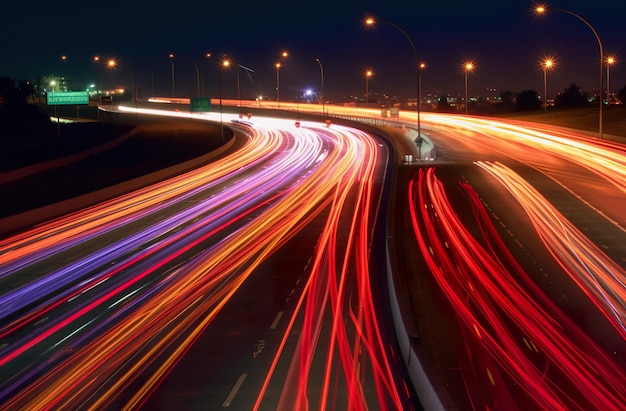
[100,95,112,105]
[47,91,89,105]
[191,97,211,112]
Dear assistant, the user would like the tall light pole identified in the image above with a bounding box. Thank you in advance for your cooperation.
[204,53,212,97]
[93,56,100,96]
[275,62,281,108]
[169,53,175,97]
[365,17,422,138]
[107,58,119,88]
[235,63,255,107]
[194,62,201,98]
[536,5,604,138]
[365,70,373,104]
[542,58,554,112]
[419,62,425,114]
[219,58,230,142]
[315,58,324,114]
[606,55,616,104]
[59,55,68,91]
[275,51,288,108]
[464,61,474,115]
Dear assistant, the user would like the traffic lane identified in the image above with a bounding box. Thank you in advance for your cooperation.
[423,116,626,252]
[0,122,316,408]
[0,120,415,409]
[142,125,416,410]
[399,164,626,409]
[138,208,329,409]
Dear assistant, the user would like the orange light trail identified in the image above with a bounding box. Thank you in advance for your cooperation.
[0,111,405,409]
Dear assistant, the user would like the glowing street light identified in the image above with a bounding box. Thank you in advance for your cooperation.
[93,56,101,96]
[315,58,325,114]
[419,62,426,115]
[464,61,474,115]
[219,58,231,142]
[365,17,422,139]
[107,59,120,88]
[275,51,288,108]
[365,70,373,104]
[536,4,604,138]
[542,58,554,112]
[169,53,175,97]
[606,55,616,103]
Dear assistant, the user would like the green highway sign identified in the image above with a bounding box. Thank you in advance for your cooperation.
[47,91,90,105]
[190,97,211,112]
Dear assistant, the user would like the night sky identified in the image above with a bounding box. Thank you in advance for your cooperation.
[2,0,625,102]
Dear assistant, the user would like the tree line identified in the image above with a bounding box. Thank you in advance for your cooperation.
[437,82,626,114]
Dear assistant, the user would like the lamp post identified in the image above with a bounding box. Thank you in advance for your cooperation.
[536,5,604,138]
[275,51,288,108]
[93,56,100,96]
[464,61,474,115]
[419,62,425,114]
[169,53,175,97]
[194,62,201,98]
[365,70,373,104]
[365,17,421,138]
[606,55,615,104]
[275,62,281,108]
[235,63,255,108]
[59,55,68,91]
[195,53,213,97]
[315,58,324,114]
[220,58,230,142]
[107,58,119,88]
[542,58,554,112]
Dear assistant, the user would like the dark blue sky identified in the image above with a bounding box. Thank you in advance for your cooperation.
[2,1,625,102]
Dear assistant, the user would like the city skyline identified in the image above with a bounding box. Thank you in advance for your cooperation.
[2,1,626,101]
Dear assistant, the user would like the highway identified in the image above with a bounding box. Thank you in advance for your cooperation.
[0,111,416,409]
[396,113,626,410]
[1,100,625,410]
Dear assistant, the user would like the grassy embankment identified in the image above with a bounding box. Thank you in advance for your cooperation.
[493,105,626,142]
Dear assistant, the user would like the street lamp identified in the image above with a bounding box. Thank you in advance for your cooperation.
[204,53,212,97]
[536,4,604,138]
[275,51,288,108]
[194,52,213,98]
[219,58,231,142]
[235,63,255,107]
[93,56,100,96]
[606,55,616,104]
[365,70,373,104]
[58,55,68,91]
[419,62,425,114]
[169,53,175,97]
[542,58,554,112]
[107,58,119,88]
[315,58,324,114]
[464,61,474,115]
[365,17,422,138]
